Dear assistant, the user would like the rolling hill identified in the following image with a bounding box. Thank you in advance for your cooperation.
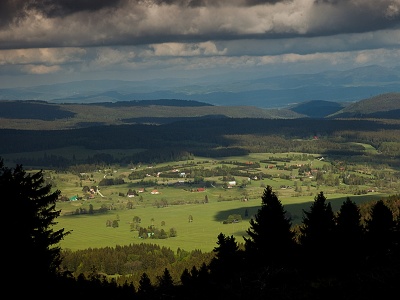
[328,93,400,118]
[0,99,302,130]
[287,100,347,118]
[0,93,399,131]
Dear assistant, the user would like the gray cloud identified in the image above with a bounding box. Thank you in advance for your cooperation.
[0,0,123,27]
[310,0,400,35]
[0,0,26,27]
[151,0,287,6]
[26,0,125,18]
[0,0,285,24]
[1,0,399,41]
[1,0,400,85]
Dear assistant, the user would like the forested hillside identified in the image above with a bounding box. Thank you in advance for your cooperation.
[1,92,399,132]
[329,92,400,118]
[1,117,399,169]
[0,99,301,130]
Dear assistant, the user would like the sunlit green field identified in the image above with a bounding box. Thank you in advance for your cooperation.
[56,199,256,252]
[54,190,387,253]
[47,151,394,253]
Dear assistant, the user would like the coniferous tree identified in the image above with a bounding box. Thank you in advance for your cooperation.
[138,272,154,295]
[213,233,239,261]
[334,197,365,270]
[197,262,210,286]
[209,233,241,284]
[180,268,193,289]
[157,268,174,292]
[244,185,296,268]
[365,200,396,259]
[1,159,70,292]
[299,191,335,273]
[190,265,199,282]
[394,214,400,259]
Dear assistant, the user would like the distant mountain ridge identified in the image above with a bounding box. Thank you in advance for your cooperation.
[0,65,399,108]
[328,93,400,118]
[0,100,75,120]
[87,99,213,107]
[287,100,347,118]
[0,93,398,131]
[285,93,400,119]
[0,99,302,130]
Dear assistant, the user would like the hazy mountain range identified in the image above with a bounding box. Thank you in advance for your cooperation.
[1,65,400,108]
[0,92,399,132]
[289,93,400,119]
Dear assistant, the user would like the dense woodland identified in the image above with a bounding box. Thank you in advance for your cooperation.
[1,95,399,172]
[2,158,399,300]
[2,117,400,169]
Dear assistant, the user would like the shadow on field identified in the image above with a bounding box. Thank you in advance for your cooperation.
[212,203,312,226]
[213,193,384,226]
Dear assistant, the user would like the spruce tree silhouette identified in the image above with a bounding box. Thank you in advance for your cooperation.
[334,197,365,270]
[138,272,154,296]
[299,191,335,274]
[157,268,174,295]
[244,185,296,269]
[213,233,239,262]
[180,268,193,289]
[209,233,241,285]
[1,159,70,294]
[365,200,396,260]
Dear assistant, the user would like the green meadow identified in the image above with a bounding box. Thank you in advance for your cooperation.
[52,152,390,253]
[55,191,386,253]
[44,153,398,251]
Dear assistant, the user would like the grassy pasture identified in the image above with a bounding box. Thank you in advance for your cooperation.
[350,142,378,154]
[55,193,387,254]
[55,191,386,253]
[41,151,395,253]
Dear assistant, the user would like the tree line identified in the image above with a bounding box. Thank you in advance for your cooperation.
[2,117,399,169]
[2,158,399,299]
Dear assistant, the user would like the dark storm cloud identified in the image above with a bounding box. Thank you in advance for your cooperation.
[0,0,26,27]
[0,0,126,27]
[152,0,286,6]
[245,0,287,4]
[26,0,124,17]
[0,0,400,83]
[310,0,400,36]
[0,0,399,50]
[0,0,284,24]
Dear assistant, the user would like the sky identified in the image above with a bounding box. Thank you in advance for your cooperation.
[0,0,400,88]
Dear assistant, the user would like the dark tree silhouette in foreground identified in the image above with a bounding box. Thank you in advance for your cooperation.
[299,191,335,273]
[3,156,399,300]
[209,233,241,286]
[244,185,296,268]
[365,200,396,259]
[157,268,174,295]
[334,197,365,270]
[138,272,154,296]
[1,159,70,293]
